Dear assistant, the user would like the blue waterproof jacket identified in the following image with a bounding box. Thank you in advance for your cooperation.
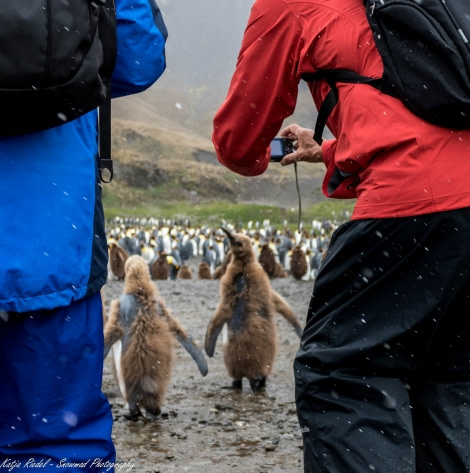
[0,0,167,313]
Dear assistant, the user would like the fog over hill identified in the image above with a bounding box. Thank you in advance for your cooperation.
[109,0,327,212]
[113,0,252,135]
[158,0,252,94]
[113,0,317,139]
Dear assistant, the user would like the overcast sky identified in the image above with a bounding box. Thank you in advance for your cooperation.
[157,0,254,91]
[121,0,315,137]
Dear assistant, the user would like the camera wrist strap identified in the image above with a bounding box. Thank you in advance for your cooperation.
[294,162,302,232]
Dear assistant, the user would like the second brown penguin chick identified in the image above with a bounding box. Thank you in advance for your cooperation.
[205,228,303,392]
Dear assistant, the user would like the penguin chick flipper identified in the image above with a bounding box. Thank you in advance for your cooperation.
[205,298,234,356]
[103,301,125,358]
[104,330,124,359]
[175,334,209,376]
[204,323,224,358]
[112,340,127,401]
[271,291,303,338]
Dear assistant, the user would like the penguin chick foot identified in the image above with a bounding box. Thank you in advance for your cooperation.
[232,379,243,390]
[249,376,266,392]
[144,407,162,421]
[125,407,143,421]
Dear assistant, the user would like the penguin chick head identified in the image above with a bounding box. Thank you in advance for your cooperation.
[221,228,254,263]
[124,255,152,284]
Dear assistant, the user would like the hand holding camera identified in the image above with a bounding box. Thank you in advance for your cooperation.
[270,137,296,162]
[271,124,322,165]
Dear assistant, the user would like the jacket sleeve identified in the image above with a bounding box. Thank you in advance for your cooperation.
[111,0,168,98]
[212,0,302,177]
[321,139,359,199]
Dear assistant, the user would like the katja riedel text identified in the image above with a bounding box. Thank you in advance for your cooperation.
[0,458,136,472]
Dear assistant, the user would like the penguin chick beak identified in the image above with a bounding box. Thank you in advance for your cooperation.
[220,227,236,245]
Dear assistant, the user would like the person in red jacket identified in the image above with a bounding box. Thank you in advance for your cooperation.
[212,0,470,472]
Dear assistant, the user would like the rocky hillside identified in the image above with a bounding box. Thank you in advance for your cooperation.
[105,0,333,214]
[107,111,325,210]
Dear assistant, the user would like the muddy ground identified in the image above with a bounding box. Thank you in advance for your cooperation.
[101,257,313,473]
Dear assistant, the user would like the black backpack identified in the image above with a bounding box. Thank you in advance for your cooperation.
[0,0,117,181]
[303,0,470,144]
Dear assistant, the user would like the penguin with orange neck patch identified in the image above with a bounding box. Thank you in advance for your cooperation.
[205,228,303,391]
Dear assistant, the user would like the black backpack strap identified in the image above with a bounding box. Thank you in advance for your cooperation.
[99,98,113,183]
[302,69,382,144]
[98,0,117,184]
[312,86,338,145]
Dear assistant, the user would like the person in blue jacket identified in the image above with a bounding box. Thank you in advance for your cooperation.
[0,0,167,469]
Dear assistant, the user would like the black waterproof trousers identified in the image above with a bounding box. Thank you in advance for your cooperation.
[295,208,470,473]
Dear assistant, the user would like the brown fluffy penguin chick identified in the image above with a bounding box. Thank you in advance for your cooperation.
[104,255,208,420]
[150,252,170,280]
[205,229,303,392]
[290,246,308,280]
[177,263,193,279]
[258,243,277,278]
[198,261,212,280]
[273,262,288,278]
[109,242,128,280]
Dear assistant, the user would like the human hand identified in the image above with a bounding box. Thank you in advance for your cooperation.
[279,124,323,166]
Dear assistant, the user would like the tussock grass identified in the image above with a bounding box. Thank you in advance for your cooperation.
[103,197,355,228]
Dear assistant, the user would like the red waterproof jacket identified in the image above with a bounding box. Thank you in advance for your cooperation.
[212,0,470,220]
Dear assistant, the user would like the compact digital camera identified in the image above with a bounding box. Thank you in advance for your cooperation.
[270,137,295,162]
